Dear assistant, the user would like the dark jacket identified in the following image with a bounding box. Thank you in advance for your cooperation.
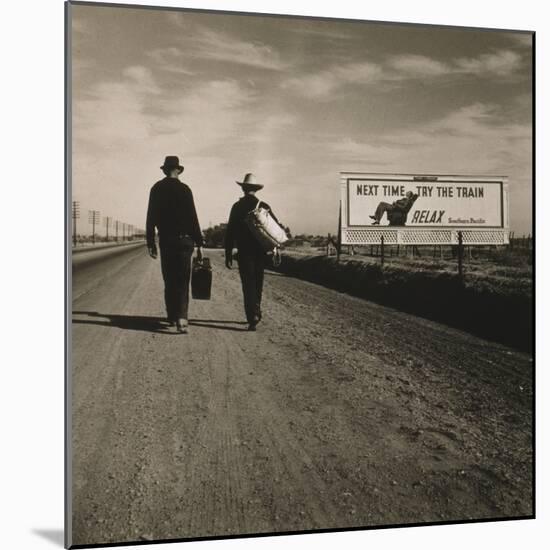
[388,194,418,226]
[225,194,280,257]
[146,177,203,248]
[392,194,418,211]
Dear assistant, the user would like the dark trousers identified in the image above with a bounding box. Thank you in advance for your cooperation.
[237,253,265,324]
[373,201,393,222]
[159,236,194,320]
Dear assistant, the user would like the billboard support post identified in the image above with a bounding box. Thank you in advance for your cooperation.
[458,231,464,280]
[336,201,342,263]
[380,235,385,266]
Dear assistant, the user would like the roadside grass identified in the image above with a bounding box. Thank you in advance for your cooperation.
[274,248,532,352]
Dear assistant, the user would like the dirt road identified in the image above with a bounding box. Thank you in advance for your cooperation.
[70,247,533,546]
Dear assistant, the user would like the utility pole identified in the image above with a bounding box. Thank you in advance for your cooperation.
[88,210,100,244]
[122,222,126,241]
[115,220,119,242]
[72,201,80,247]
[104,216,112,242]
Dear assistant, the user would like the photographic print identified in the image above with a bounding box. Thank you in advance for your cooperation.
[66,1,534,547]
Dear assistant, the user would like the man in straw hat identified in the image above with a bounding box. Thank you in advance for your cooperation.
[225,173,281,332]
[146,156,203,333]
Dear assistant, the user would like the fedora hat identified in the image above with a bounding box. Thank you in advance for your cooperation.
[236,173,263,191]
[160,155,184,174]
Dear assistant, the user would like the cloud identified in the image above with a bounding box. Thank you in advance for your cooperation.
[150,79,257,149]
[168,14,287,70]
[283,61,383,98]
[388,54,449,76]
[147,48,195,75]
[283,48,526,98]
[74,68,257,162]
[72,65,159,149]
[121,66,161,94]
[284,23,356,41]
[72,59,300,228]
[73,76,153,152]
[454,50,523,76]
[331,139,392,167]
[248,112,297,151]
[329,102,531,179]
[388,50,524,80]
[191,28,287,70]
[72,69,249,226]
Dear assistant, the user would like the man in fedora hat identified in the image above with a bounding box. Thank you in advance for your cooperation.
[146,156,203,333]
[225,173,281,331]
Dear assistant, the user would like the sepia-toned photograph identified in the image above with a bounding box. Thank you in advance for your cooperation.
[67,1,534,547]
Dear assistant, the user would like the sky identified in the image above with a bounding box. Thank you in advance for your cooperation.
[70,3,533,236]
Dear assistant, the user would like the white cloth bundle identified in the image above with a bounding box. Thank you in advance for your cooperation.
[244,200,288,252]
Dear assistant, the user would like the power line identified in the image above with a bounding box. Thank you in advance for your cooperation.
[72,206,143,246]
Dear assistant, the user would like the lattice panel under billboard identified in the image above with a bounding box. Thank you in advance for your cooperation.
[460,230,509,245]
[344,229,398,244]
[342,228,509,245]
[398,230,453,244]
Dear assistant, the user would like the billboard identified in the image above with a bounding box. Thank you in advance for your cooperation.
[340,173,509,245]
[348,178,504,228]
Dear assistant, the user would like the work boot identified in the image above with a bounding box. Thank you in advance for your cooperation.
[248,314,260,331]
[176,318,188,333]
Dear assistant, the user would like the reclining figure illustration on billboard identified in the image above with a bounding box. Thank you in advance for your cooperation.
[369,191,419,226]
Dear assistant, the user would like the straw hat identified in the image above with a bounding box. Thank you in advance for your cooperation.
[236,173,263,191]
